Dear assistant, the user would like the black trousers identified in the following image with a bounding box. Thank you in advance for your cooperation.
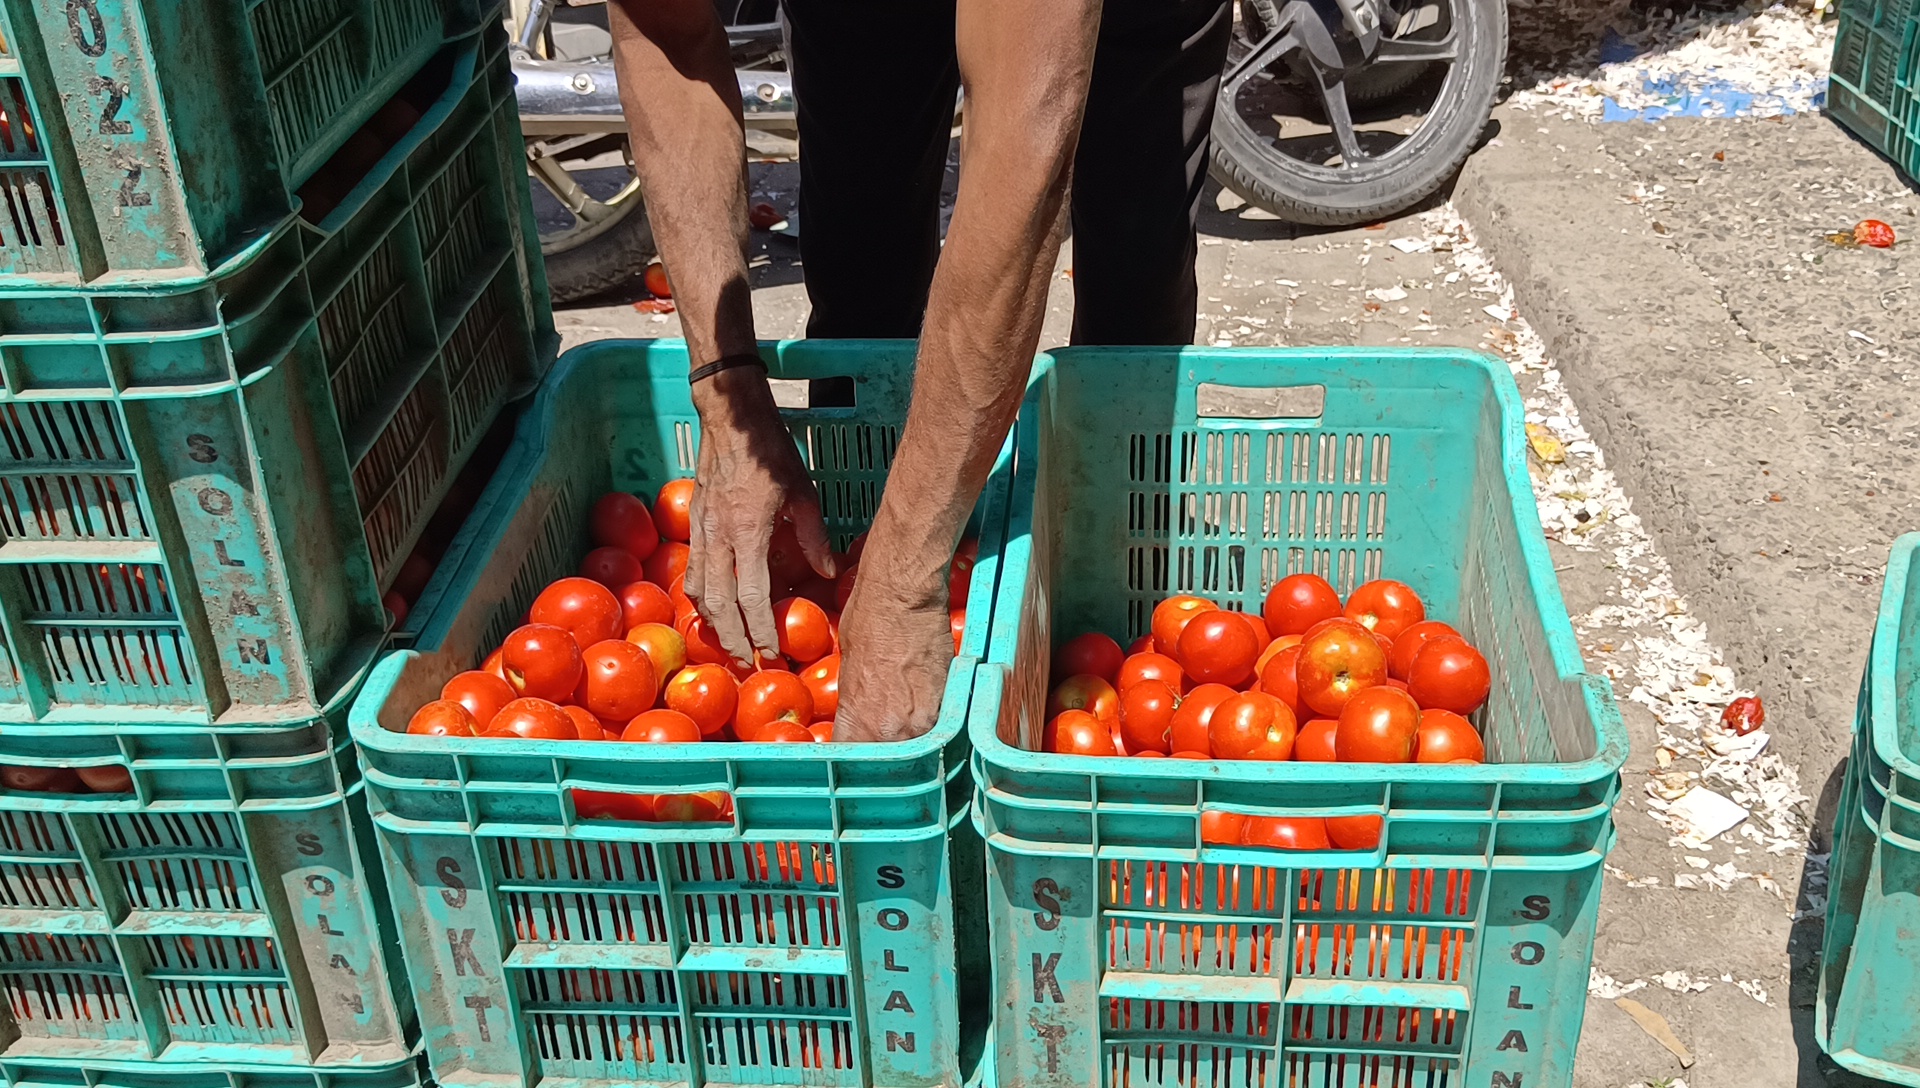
[781,0,1232,345]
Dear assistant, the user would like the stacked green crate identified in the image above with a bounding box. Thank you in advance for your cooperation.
[0,6,557,1080]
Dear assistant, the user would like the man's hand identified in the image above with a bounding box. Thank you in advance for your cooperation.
[833,571,953,743]
[686,368,834,665]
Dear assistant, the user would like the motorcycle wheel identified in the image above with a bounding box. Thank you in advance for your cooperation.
[526,132,657,304]
[1209,0,1505,227]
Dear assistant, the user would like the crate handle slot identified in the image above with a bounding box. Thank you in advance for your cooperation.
[1195,383,1325,420]
[771,376,858,410]
[1283,978,1472,1011]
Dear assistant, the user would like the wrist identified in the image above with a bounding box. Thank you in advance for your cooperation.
[692,367,780,439]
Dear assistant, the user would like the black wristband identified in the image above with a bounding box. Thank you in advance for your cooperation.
[689,353,768,384]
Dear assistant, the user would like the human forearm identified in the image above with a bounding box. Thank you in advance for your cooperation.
[607,0,756,369]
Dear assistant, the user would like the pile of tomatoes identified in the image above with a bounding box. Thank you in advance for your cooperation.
[1041,573,1493,851]
[401,480,972,822]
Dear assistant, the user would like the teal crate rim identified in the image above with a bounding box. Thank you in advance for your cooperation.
[971,347,1629,789]
[1866,531,1920,775]
[351,338,1015,832]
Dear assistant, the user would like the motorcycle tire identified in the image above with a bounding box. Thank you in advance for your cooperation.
[1209,0,1505,227]
[541,196,658,304]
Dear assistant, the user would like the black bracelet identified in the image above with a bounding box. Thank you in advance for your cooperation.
[689,353,768,384]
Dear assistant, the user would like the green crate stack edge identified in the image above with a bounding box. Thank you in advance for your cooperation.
[348,339,1009,1088]
[969,348,1630,1088]
[0,670,419,1076]
[0,0,504,283]
[1817,532,1920,1086]
[1829,0,1920,179]
[0,25,555,734]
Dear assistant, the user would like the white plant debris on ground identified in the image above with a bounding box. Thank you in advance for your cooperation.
[1506,0,1834,120]
[1414,203,1810,857]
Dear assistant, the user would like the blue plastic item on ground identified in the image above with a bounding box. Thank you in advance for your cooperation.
[972,347,1628,1088]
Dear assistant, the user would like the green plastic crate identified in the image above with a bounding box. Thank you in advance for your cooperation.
[348,339,1013,1088]
[0,30,554,729]
[0,677,417,1071]
[1817,533,1920,1085]
[1829,3,1919,173]
[971,348,1628,1088]
[0,0,496,283]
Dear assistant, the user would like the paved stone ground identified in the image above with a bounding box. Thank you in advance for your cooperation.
[547,99,1917,1088]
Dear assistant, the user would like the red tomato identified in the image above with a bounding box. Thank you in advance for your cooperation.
[1253,635,1301,679]
[1151,596,1216,656]
[1326,814,1383,850]
[1169,683,1236,754]
[774,597,834,663]
[1208,691,1297,761]
[1046,675,1119,725]
[1200,810,1248,845]
[591,492,661,562]
[500,625,584,701]
[1171,751,1210,760]
[1044,710,1117,756]
[1334,686,1420,763]
[1239,612,1270,646]
[1296,620,1388,717]
[644,541,691,592]
[1242,816,1331,850]
[442,670,515,731]
[393,552,435,599]
[678,612,731,667]
[76,765,133,793]
[664,664,738,737]
[1263,573,1343,636]
[951,609,965,654]
[409,698,477,738]
[1117,652,1185,695]
[626,622,687,677]
[622,709,703,744]
[1855,218,1897,248]
[617,581,675,630]
[383,591,409,626]
[482,647,507,682]
[0,766,80,793]
[1176,611,1261,688]
[653,790,730,822]
[1127,634,1155,656]
[749,201,784,229]
[1257,645,1306,719]
[834,562,859,611]
[574,789,653,821]
[484,698,577,739]
[1343,579,1425,639]
[1414,709,1485,763]
[576,639,660,721]
[563,705,608,741]
[1386,620,1461,681]
[1118,679,1178,755]
[949,538,979,606]
[531,577,625,648]
[761,721,816,743]
[1406,636,1491,714]
[580,547,644,589]
[842,531,870,566]
[1292,718,1338,761]
[643,262,672,299]
[766,520,815,594]
[1372,630,1394,659]
[653,479,696,543]
[800,653,840,720]
[1721,696,1765,736]
[734,671,814,740]
[1055,633,1125,686]
[809,720,835,743]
